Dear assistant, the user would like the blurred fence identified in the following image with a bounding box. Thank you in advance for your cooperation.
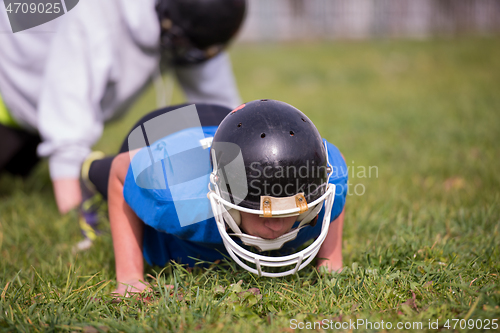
[238,0,500,41]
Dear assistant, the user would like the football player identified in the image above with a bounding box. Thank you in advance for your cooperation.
[0,0,246,214]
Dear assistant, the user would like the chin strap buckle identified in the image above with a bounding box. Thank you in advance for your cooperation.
[261,197,272,217]
[295,193,308,214]
[260,193,309,217]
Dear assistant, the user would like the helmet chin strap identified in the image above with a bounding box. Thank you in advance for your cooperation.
[223,202,324,252]
[232,228,303,252]
[227,201,323,227]
[297,203,323,226]
[221,209,242,233]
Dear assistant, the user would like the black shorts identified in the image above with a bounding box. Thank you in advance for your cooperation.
[89,104,231,199]
[0,124,41,177]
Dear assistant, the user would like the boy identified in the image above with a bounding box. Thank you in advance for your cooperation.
[83,100,347,294]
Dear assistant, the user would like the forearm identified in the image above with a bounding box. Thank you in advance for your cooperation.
[317,208,345,271]
[108,153,144,285]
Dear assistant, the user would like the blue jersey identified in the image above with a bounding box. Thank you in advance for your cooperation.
[123,126,348,267]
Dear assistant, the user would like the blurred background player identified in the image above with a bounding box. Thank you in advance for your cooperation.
[0,0,246,214]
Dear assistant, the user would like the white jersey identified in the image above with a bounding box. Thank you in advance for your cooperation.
[0,0,241,179]
[0,0,62,132]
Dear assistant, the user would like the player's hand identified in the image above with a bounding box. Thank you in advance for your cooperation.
[316,259,343,274]
[112,279,150,298]
[53,178,82,214]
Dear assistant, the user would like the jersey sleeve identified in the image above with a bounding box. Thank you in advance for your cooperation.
[174,52,242,109]
[37,0,116,179]
[321,139,348,222]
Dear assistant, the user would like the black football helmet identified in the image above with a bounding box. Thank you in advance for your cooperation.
[208,100,336,277]
[156,0,246,65]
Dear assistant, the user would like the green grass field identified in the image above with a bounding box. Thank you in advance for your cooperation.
[1,39,499,332]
